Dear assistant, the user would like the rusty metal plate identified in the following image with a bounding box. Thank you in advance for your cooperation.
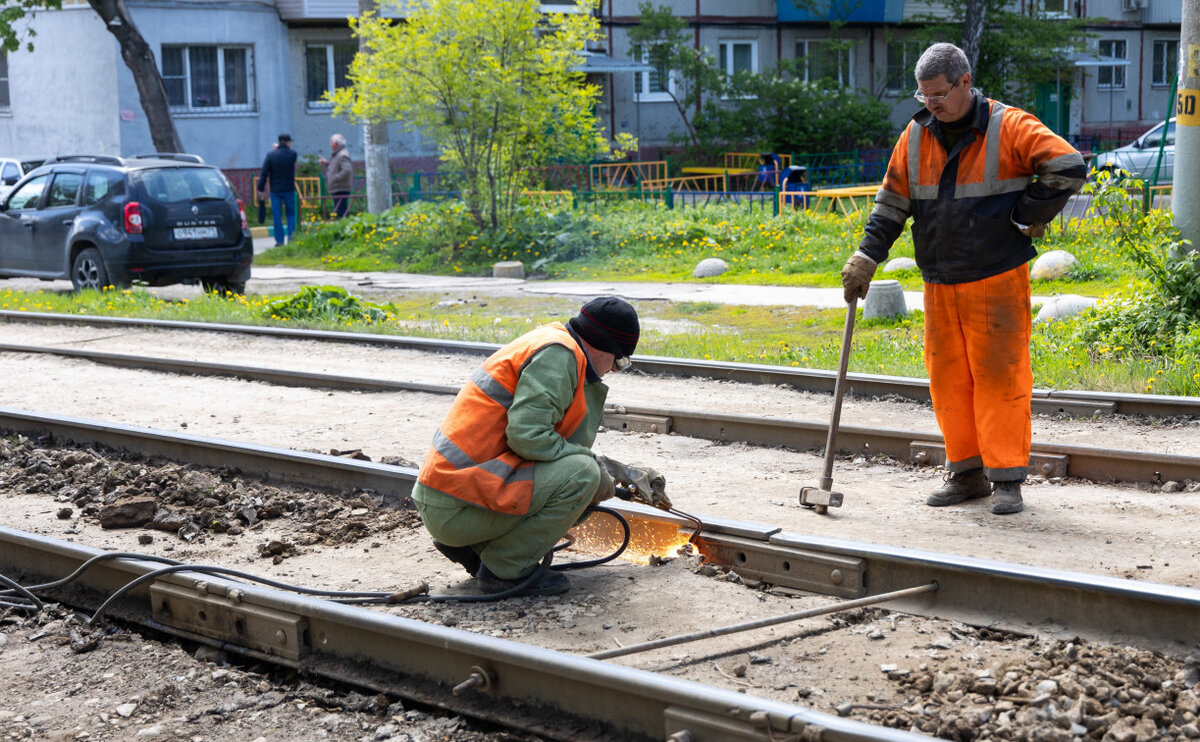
[909,441,1069,478]
[696,533,864,599]
[603,412,673,434]
[150,582,308,660]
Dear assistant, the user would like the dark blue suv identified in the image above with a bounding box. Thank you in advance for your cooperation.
[0,154,252,293]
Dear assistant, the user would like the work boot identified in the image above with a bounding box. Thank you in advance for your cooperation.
[432,541,481,576]
[475,563,571,597]
[990,481,1024,515]
[925,468,990,507]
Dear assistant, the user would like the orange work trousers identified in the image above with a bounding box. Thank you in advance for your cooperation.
[923,265,1032,482]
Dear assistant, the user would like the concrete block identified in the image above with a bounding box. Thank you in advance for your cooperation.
[863,279,907,319]
[1030,250,1079,280]
[693,257,729,278]
[492,261,525,279]
[1034,294,1096,324]
[883,257,917,273]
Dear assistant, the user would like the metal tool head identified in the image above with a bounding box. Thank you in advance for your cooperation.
[799,486,844,514]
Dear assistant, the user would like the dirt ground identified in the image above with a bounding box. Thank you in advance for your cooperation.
[3,312,1200,741]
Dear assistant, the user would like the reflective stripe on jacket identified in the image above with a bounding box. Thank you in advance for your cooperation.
[859,92,1086,285]
[417,322,589,515]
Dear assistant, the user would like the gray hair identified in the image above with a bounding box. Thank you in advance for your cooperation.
[331,133,347,147]
[914,43,970,84]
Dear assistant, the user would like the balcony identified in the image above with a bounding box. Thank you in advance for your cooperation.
[776,0,904,23]
[274,0,411,21]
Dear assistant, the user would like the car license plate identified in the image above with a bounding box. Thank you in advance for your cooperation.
[173,226,219,240]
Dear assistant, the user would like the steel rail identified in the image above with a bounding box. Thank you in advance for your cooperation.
[1,408,1198,654]
[0,526,925,742]
[2,342,1198,484]
[3,309,1195,419]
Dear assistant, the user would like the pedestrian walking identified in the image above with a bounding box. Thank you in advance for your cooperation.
[259,134,298,245]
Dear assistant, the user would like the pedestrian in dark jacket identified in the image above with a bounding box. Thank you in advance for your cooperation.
[840,43,1086,515]
[259,134,298,245]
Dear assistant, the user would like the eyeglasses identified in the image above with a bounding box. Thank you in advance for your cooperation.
[914,79,961,106]
[614,355,632,371]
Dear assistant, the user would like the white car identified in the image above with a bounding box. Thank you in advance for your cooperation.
[1092,118,1175,184]
[0,158,43,200]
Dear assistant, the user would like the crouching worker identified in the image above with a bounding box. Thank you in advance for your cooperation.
[413,297,669,597]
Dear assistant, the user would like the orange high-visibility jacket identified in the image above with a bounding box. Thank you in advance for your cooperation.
[417,323,589,516]
[859,92,1086,285]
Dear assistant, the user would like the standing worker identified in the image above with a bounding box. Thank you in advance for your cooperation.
[841,43,1085,515]
[414,297,670,596]
[259,133,298,245]
[319,133,353,219]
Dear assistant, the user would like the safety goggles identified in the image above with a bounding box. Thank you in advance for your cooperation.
[613,355,633,371]
[913,79,961,106]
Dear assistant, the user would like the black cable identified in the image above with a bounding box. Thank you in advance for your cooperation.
[5,504,637,621]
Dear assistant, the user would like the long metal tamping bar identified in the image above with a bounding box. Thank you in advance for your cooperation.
[587,581,938,660]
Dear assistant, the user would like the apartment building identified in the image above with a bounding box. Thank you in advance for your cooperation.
[0,0,1183,169]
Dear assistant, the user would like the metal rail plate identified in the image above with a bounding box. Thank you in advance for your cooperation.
[697,534,865,599]
[151,581,308,661]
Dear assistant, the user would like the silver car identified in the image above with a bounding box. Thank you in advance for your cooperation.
[0,158,43,200]
[1092,118,1175,184]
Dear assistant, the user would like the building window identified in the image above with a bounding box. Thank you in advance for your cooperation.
[162,45,255,113]
[0,52,10,113]
[306,43,356,108]
[1097,39,1126,89]
[796,40,852,87]
[1040,0,1070,16]
[717,40,756,77]
[1152,39,1178,87]
[635,47,674,102]
[885,41,921,95]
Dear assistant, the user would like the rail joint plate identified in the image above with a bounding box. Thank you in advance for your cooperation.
[150,582,309,661]
[603,411,673,434]
[697,534,864,599]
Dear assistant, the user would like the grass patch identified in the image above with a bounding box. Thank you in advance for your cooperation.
[262,199,1131,298]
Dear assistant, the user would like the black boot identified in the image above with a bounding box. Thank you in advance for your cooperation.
[925,468,991,507]
[432,541,481,576]
[475,563,570,597]
[990,481,1024,515]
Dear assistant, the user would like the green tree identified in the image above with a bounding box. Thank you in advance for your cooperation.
[2,0,182,152]
[627,1,727,150]
[693,62,894,154]
[334,0,627,231]
[909,0,1088,110]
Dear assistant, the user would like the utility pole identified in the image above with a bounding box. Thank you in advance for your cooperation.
[358,0,392,214]
[1174,0,1200,249]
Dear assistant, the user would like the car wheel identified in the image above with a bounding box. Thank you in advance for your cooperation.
[71,248,111,292]
[201,278,246,296]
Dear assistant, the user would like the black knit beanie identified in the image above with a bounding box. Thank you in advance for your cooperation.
[568,297,640,357]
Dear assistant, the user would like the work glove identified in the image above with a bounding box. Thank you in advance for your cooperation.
[841,252,877,304]
[595,455,672,510]
[1011,216,1046,239]
[590,460,616,506]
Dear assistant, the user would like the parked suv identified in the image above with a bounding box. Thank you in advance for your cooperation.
[0,154,252,293]
[1092,118,1175,184]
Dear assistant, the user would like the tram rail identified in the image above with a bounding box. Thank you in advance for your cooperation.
[2,309,1195,420]
[0,340,1196,484]
[1,407,1197,653]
